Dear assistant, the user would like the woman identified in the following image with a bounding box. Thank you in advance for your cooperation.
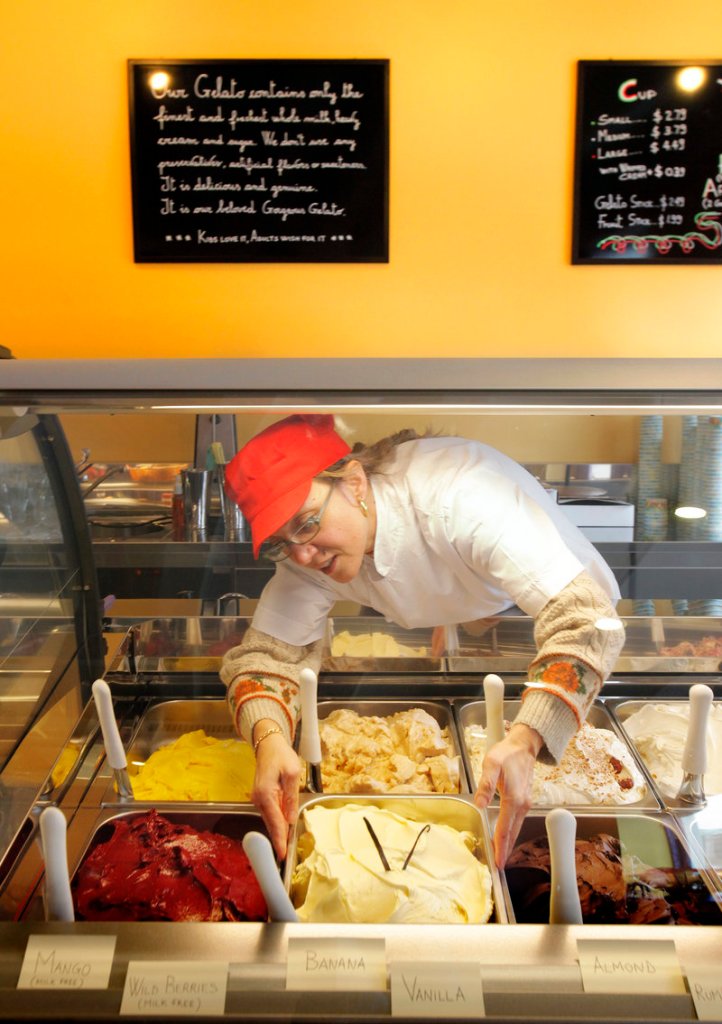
[221,414,624,865]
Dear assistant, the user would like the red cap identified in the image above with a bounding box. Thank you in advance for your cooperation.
[225,415,351,557]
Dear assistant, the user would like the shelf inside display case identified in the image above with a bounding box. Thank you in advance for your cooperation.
[108,615,722,678]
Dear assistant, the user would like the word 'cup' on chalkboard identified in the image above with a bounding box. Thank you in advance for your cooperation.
[128,59,389,263]
[573,60,722,263]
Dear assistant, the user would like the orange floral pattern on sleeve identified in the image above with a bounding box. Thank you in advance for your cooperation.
[531,660,586,695]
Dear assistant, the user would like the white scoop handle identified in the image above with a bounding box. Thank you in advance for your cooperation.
[483,673,505,748]
[92,678,127,770]
[39,807,74,922]
[243,831,299,922]
[546,808,583,925]
[298,667,322,765]
[682,683,713,776]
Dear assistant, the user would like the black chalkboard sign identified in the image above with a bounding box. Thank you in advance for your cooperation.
[573,60,722,263]
[128,59,389,263]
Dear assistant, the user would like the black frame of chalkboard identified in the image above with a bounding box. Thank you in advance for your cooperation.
[128,58,390,264]
[572,59,722,265]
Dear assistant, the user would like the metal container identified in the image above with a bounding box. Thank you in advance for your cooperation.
[611,698,722,811]
[499,810,722,926]
[14,806,274,923]
[324,617,442,673]
[455,699,659,809]
[285,793,507,923]
[95,699,251,805]
[445,615,722,675]
[66,808,271,922]
[113,617,250,673]
[315,699,469,794]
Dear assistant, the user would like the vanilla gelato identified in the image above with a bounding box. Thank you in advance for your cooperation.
[291,803,493,924]
[330,630,427,658]
[622,702,722,800]
[464,720,647,805]
[130,729,255,802]
[320,707,460,794]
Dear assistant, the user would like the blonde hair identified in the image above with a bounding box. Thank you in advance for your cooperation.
[319,428,435,479]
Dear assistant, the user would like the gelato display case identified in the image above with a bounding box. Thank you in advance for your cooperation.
[1,358,722,1022]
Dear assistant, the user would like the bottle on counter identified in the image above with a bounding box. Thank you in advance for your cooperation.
[171,475,185,540]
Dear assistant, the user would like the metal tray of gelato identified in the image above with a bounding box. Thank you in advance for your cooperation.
[315,699,469,794]
[22,807,273,923]
[500,810,722,926]
[111,617,251,674]
[285,794,505,924]
[323,617,442,673]
[611,697,722,811]
[444,615,722,674]
[101,699,255,805]
[455,698,658,809]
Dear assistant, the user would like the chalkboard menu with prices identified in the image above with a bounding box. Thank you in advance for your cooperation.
[128,59,389,263]
[573,60,722,263]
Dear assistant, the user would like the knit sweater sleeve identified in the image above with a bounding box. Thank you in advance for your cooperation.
[513,571,625,763]
[220,625,325,745]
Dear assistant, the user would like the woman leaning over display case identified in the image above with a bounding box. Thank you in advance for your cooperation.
[219,414,625,866]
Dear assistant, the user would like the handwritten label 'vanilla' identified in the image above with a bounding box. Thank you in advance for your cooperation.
[17,935,116,990]
[390,962,485,1018]
[286,937,386,991]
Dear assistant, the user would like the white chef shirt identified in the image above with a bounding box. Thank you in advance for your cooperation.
[251,437,620,646]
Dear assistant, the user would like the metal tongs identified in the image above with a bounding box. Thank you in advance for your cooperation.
[299,667,323,792]
[92,678,134,799]
[677,683,713,805]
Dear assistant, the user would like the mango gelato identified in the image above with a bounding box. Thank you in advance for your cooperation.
[130,729,255,802]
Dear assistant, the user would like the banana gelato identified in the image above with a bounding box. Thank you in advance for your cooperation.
[464,719,647,805]
[622,702,722,800]
[330,630,427,658]
[291,802,493,924]
[320,708,460,794]
[130,729,255,802]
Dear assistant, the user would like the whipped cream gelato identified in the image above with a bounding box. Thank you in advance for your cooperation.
[291,803,493,924]
[320,707,460,794]
[464,719,647,805]
[622,702,722,800]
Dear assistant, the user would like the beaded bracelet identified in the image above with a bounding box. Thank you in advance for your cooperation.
[253,724,283,754]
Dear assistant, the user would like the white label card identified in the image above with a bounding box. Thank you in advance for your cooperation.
[685,967,722,1021]
[286,937,386,991]
[577,939,685,995]
[390,961,485,1018]
[120,961,228,1016]
[17,935,116,990]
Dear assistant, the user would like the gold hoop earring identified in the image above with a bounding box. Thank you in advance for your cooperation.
[359,499,369,518]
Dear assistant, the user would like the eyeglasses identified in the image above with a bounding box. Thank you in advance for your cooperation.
[261,480,336,562]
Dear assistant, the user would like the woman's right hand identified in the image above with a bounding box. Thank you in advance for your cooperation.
[251,722,302,860]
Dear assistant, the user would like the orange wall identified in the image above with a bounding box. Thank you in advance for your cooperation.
[3,1,722,359]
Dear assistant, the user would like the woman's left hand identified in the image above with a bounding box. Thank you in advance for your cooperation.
[473,722,542,868]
